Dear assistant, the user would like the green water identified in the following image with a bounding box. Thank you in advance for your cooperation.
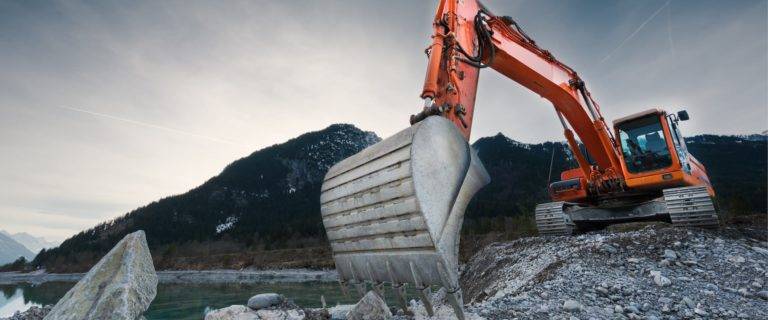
[0,281,358,319]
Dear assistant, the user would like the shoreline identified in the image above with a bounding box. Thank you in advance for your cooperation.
[0,268,339,285]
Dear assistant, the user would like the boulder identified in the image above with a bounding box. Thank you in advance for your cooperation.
[44,230,158,320]
[650,270,671,287]
[204,305,258,320]
[255,309,305,320]
[347,291,392,320]
[204,305,306,320]
[562,299,581,312]
[328,305,355,320]
[600,244,618,254]
[247,293,285,310]
[663,249,678,261]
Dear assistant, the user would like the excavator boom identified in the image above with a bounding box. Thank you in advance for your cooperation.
[416,0,625,198]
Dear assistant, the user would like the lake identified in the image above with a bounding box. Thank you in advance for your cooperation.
[0,281,359,319]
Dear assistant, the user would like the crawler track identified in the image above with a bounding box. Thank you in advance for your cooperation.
[663,186,720,228]
[535,202,575,236]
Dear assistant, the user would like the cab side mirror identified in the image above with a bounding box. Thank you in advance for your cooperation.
[677,110,690,121]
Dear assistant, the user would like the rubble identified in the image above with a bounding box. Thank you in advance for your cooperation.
[460,224,768,319]
[347,291,392,320]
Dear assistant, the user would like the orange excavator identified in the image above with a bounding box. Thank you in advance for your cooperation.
[320,1,718,318]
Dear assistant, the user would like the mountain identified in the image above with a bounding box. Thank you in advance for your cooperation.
[33,124,380,272]
[29,125,767,272]
[0,232,35,265]
[465,133,768,217]
[469,134,572,216]
[684,134,767,215]
[0,231,59,255]
[459,133,767,236]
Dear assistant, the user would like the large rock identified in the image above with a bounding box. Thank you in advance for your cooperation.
[247,293,285,310]
[254,310,305,320]
[347,291,392,320]
[204,305,257,320]
[44,231,158,320]
[203,305,306,320]
[328,305,354,320]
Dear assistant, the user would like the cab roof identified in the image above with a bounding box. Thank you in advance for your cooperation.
[612,108,665,127]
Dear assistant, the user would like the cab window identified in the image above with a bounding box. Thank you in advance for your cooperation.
[668,118,688,153]
[617,115,672,173]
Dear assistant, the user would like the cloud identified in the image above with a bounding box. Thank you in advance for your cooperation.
[56,105,242,146]
[0,0,764,240]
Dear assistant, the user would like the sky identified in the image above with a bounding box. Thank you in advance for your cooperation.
[0,0,765,242]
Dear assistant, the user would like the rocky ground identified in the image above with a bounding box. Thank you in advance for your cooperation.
[1,306,51,320]
[460,221,768,319]
[4,219,766,319]
[201,219,767,320]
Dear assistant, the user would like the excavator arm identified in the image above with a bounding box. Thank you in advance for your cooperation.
[320,3,719,318]
[413,0,625,197]
[316,2,722,318]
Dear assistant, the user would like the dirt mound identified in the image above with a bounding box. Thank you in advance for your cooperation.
[461,224,768,319]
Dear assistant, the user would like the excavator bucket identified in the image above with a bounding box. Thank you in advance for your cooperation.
[320,116,490,319]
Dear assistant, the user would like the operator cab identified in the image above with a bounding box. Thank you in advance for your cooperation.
[613,108,705,192]
[616,113,674,173]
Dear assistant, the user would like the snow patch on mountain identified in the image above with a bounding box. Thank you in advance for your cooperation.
[215,216,239,234]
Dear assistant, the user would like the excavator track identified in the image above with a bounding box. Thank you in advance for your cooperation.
[663,186,719,229]
[535,202,575,236]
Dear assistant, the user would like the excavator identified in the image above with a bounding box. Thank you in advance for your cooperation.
[319,0,718,318]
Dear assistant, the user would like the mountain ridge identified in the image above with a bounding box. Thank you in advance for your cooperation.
[27,124,767,272]
[32,123,381,271]
[0,231,35,265]
[0,230,59,255]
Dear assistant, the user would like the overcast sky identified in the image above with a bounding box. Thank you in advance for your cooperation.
[0,0,765,241]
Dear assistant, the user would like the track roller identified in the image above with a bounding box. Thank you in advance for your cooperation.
[535,201,575,236]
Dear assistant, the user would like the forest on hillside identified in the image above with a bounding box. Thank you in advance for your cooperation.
[25,127,768,272]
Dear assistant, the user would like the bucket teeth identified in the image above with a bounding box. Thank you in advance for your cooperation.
[354,283,367,298]
[391,283,409,313]
[446,289,465,320]
[410,261,434,316]
[372,282,385,299]
[416,286,435,316]
[321,116,490,319]
[386,261,410,313]
[365,262,386,298]
[338,279,349,297]
[437,261,466,320]
[348,262,367,297]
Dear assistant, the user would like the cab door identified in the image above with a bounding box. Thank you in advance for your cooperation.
[666,115,714,194]
[666,116,691,174]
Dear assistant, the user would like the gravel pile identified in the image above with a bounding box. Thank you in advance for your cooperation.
[461,224,768,319]
[1,305,51,320]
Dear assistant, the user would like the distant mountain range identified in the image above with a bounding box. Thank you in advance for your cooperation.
[29,125,767,272]
[0,230,58,265]
[0,232,35,265]
[0,231,59,254]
